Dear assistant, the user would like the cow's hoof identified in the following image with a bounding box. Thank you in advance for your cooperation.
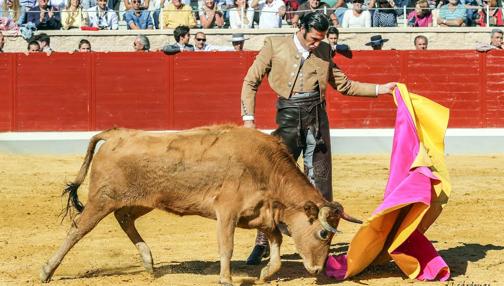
[218,277,233,286]
[143,261,154,274]
[259,265,270,282]
[40,265,52,283]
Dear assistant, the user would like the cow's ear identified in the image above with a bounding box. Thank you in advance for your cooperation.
[303,201,319,224]
[272,201,286,225]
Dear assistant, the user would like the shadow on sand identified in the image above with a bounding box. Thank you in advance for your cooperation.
[439,243,504,278]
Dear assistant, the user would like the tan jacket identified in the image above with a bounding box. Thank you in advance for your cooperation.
[241,35,377,117]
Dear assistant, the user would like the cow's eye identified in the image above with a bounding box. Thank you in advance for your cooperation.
[318,229,330,240]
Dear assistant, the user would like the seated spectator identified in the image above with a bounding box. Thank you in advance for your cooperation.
[327,26,349,53]
[437,0,466,26]
[365,34,388,50]
[341,0,371,27]
[0,31,4,52]
[283,0,299,25]
[228,0,254,28]
[162,25,194,54]
[27,0,62,30]
[27,40,40,52]
[123,0,149,10]
[291,0,337,27]
[87,0,118,29]
[62,0,89,29]
[78,38,92,51]
[33,32,53,53]
[199,0,224,28]
[161,0,196,29]
[253,0,286,28]
[229,32,247,51]
[414,34,428,49]
[372,0,398,27]
[193,31,232,51]
[124,0,153,29]
[476,0,503,26]
[407,0,433,27]
[133,34,150,51]
[0,0,27,27]
[476,28,504,51]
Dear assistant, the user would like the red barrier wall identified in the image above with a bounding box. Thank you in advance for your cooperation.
[1,50,503,131]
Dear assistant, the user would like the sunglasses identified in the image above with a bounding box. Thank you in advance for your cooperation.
[195,38,206,42]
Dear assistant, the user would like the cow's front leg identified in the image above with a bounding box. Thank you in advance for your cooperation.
[259,228,282,282]
[216,211,237,286]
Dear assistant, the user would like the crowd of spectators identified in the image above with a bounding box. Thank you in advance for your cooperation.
[0,0,503,33]
[2,27,501,54]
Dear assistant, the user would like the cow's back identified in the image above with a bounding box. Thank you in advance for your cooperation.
[87,125,294,218]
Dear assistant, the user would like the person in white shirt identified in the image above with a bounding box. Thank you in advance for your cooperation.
[252,0,285,28]
[193,32,234,51]
[228,0,254,28]
[341,0,371,28]
[87,0,118,29]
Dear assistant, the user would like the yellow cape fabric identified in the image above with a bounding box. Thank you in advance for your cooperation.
[343,83,451,279]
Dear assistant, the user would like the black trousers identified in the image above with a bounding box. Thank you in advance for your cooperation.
[271,96,333,202]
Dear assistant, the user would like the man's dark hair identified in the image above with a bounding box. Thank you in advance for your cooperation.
[78,39,91,49]
[327,26,339,38]
[174,25,190,43]
[27,40,40,51]
[414,35,428,45]
[34,33,50,45]
[300,12,330,33]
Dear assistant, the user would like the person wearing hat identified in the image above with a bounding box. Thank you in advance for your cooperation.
[241,12,396,265]
[365,35,388,50]
[229,33,248,51]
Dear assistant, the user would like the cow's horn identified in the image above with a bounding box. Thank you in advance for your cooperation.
[318,207,338,233]
[341,212,363,224]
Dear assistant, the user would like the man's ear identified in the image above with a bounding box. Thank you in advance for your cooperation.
[303,201,319,224]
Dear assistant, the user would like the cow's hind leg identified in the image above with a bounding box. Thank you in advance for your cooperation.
[114,206,154,273]
[215,211,237,286]
[259,228,282,282]
[40,202,114,283]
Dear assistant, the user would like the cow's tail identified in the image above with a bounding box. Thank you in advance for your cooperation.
[61,128,119,222]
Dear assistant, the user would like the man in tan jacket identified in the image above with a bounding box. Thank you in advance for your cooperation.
[241,12,396,265]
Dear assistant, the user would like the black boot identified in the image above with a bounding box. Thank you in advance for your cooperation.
[247,231,270,265]
[246,244,270,265]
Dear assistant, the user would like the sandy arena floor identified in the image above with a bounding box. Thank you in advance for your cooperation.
[0,153,503,286]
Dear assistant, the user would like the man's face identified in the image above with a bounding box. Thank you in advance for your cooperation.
[194,33,206,49]
[133,38,144,51]
[233,41,244,51]
[98,0,107,9]
[39,0,48,8]
[327,33,338,48]
[372,43,383,50]
[181,33,190,45]
[308,0,320,8]
[173,0,182,8]
[79,43,91,52]
[353,1,363,12]
[415,38,427,50]
[448,0,458,5]
[300,27,326,52]
[491,32,503,47]
[28,44,40,52]
[132,0,141,10]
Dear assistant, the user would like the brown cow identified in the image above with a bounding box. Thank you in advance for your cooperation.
[40,125,361,285]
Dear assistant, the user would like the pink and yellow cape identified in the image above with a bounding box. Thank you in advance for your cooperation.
[326,83,451,281]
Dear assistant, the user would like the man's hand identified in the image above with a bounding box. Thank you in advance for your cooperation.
[379,82,397,95]
[243,120,256,129]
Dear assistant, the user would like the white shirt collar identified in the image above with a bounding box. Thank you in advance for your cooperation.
[293,33,310,60]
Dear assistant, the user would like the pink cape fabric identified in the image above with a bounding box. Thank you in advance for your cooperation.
[325,85,450,281]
